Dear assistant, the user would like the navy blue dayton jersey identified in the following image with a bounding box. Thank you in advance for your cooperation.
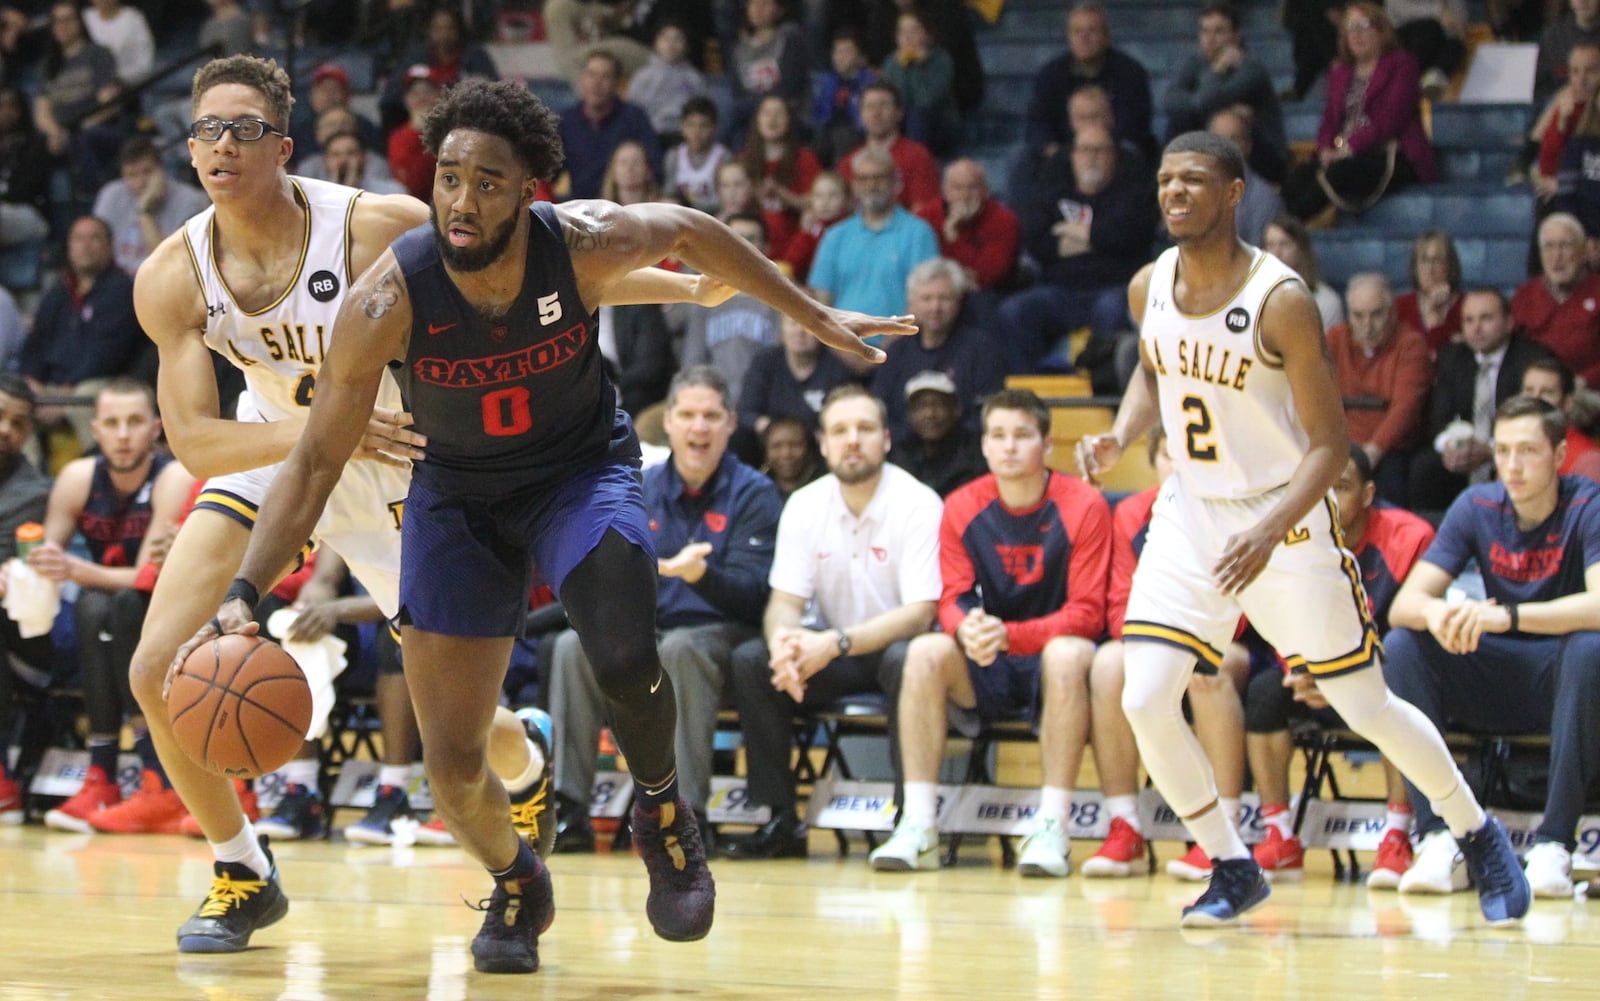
[391,202,639,496]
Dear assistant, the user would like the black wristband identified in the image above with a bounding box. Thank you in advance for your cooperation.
[224,577,261,611]
[1507,603,1519,633]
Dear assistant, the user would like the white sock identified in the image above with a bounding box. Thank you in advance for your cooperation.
[1220,797,1242,829]
[1105,794,1141,833]
[211,821,271,880]
[1384,803,1414,837]
[903,782,937,828]
[1037,786,1070,824]
[1260,805,1294,838]
[1187,801,1250,862]
[378,764,410,789]
[503,739,545,796]
[281,758,319,790]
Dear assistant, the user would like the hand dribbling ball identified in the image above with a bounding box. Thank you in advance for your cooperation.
[168,633,312,777]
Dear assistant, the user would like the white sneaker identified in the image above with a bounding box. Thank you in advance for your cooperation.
[1398,829,1468,894]
[869,820,940,871]
[1524,841,1573,899]
[1016,817,1071,878]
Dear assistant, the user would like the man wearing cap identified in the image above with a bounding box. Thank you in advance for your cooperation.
[896,371,987,498]
[871,257,1005,445]
[387,65,443,201]
[871,387,1111,874]
[290,62,381,162]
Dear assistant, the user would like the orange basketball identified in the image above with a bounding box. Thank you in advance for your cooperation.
[168,633,312,778]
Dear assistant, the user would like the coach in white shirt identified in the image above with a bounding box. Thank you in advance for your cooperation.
[721,384,943,860]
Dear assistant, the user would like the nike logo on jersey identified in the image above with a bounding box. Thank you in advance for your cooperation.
[649,672,663,694]
[428,322,457,335]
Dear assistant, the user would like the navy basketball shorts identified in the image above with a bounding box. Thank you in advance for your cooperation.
[954,652,1043,733]
[398,461,655,637]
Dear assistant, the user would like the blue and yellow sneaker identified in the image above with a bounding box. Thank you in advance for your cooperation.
[470,855,555,974]
[177,836,289,953]
[632,796,715,942]
[510,708,556,858]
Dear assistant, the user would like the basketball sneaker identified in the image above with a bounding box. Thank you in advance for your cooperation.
[86,769,186,834]
[1251,828,1305,882]
[1081,817,1149,878]
[0,773,22,824]
[631,797,716,942]
[1166,843,1214,881]
[256,783,327,841]
[345,784,413,845]
[1398,828,1468,895]
[869,820,940,872]
[177,836,289,953]
[470,854,555,974]
[1523,840,1574,899]
[1017,816,1071,878]
[1366,829,1413,889]
[1459,818,1532,924]
[44,766,121,832]
[510,708,556,858]
[1180,857,1270,927]
[178,780,260,839]
[414,817,458,846]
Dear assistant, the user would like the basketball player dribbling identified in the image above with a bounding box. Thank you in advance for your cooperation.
[125,55,734,960]
[184,77,914,973]
[1078,131,1530,928]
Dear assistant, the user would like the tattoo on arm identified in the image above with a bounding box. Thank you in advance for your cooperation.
[362,267,402,320]
[565,224,611,253]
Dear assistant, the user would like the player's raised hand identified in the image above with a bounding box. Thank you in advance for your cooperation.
[165,598,259,699]
[804,308,918,363]
[356,407,427,467]
[1076,433,1124,483]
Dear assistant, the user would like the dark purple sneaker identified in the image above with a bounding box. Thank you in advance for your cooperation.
[470,855,556,974]
[631,797,715,942]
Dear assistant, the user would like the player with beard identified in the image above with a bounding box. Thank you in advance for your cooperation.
[182,78,913,973]
[1078,130,1529,928]
[125,55,741,960]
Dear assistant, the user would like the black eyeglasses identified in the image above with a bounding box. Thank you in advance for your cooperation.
[188,116,285,143]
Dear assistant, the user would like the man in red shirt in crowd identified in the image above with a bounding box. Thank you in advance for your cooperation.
[915,159,1021,291]
[1512,213,1600,387]
[1521,356,1600,482]
[837,81,940,215]
[1243,445,1436,885]
[1325,273,1433,503]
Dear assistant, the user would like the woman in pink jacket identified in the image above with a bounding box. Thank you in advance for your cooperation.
[1284,2,1438,219]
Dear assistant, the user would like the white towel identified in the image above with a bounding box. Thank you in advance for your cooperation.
[3,558,61,639]
[265,609,349,741]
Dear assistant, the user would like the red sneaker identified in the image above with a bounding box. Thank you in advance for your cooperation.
[1366,828,1414,890]
[1166,843,1213,881]
[178,780,261,839]
[413,817,458,846]
[1252,827,1305,882]
[1080,817,1150,877]
[87,769,187,834]
[44,766,122,832]
[0,773,22,824]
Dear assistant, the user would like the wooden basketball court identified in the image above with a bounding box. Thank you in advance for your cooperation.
[1,825,1591,999]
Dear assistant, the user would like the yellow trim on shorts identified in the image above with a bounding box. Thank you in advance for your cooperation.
[1280,497,1383,678]
[1123,621,1224,672]
[194,488,257,522]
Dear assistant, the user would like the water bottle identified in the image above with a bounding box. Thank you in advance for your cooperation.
[14,522,43,560]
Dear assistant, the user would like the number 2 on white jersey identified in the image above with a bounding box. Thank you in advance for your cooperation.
[1182,395,1218,462]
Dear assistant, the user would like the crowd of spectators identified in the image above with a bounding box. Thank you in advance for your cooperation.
[0,0,1598,900]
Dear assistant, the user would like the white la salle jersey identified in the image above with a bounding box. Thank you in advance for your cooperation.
[1141,246,1308,500]
[181,175,403,419]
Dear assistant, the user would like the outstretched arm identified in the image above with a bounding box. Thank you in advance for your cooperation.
[168,251,414,682]
[558,201,916,362]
